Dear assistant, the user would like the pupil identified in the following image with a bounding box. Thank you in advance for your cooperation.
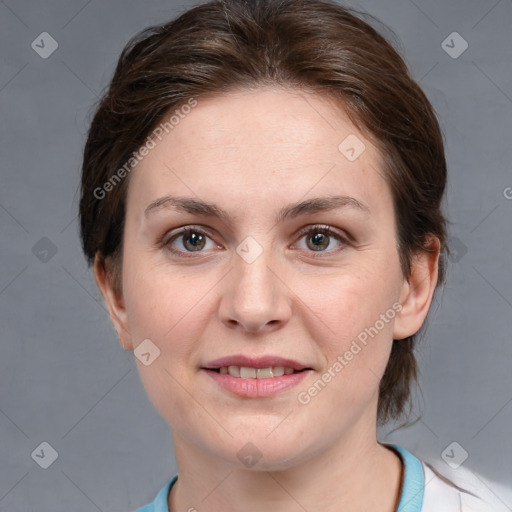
[185,232,204,251]
[309,232,328,251]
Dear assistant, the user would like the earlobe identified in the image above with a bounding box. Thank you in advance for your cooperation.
[93,254,134,350]
[393,237,441,341]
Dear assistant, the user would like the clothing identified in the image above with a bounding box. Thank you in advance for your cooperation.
[133,444,510,511]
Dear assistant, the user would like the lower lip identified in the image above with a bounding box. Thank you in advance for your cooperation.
[201,369,312,398]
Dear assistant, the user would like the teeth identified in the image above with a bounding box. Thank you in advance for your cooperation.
[217,366,298,379]
[240,367,257,379]
[228,365,240,377]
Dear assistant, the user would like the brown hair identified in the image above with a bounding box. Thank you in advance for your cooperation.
[79,0,449,426]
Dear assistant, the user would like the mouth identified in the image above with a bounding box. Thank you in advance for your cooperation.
[202,354,313,376]
[204,366,312,379]
[201,355,314,397]
[201,366,313,398]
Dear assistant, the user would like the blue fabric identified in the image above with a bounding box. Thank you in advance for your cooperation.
[134,475,177,512]
[391,444,425,512]
[134,444,424,512]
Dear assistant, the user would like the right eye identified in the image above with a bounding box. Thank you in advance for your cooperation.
[162,226,221,257]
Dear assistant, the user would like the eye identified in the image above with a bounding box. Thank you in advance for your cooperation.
[160,224,349,258]
[293,224,349,256]
[162,226,219,257]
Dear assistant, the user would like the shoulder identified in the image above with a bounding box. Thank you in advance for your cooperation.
[420,456,511,512]
[131,476,176,512]
[388,443,511,512]
[132,499,158,512]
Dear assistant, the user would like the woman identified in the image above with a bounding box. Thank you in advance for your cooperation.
[79,0,506,510]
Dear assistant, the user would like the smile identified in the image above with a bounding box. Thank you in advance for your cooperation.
[202,367,312,398]
[214,365,302,379]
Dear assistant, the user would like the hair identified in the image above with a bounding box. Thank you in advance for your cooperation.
[79,0,450,427]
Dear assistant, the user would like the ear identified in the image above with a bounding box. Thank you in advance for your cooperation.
[93,254,134,350]
[393,236,441,341]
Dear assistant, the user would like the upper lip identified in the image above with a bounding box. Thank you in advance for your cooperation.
[202,354,312,371]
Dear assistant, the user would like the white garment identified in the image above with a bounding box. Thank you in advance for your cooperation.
[421,459,511,511]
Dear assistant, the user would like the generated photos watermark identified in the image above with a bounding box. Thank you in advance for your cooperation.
[297,302,403,405]
[93,97,198,200]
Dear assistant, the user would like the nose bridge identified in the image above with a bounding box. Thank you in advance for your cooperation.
[219,233,291,332]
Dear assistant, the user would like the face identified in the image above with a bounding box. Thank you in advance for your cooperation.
[99,88,436,470]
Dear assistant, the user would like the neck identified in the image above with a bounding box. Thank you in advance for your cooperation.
[168,431,403,512]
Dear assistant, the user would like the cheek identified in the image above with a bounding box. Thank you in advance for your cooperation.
[122,252,206,342]
[121,258,210,428]
[313,256,399,332]
[304,257,400,385]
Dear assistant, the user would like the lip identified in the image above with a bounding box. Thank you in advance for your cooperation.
[202,354,312,371]
[201,368,312,398]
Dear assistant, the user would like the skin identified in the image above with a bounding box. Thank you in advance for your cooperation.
[95,87,440,512]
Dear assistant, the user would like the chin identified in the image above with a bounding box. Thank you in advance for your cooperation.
[212,431,315,472]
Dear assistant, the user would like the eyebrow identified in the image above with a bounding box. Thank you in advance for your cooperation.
[144,194,371,224]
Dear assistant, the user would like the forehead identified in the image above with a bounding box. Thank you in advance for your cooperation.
[127,87,391,223]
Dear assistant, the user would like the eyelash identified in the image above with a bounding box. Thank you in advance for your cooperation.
[159,224,350,259]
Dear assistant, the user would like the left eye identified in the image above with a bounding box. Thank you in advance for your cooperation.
[294,225,348,254]
[162,225,348,257]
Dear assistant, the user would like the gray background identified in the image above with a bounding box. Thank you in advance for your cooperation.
[0,0,511,510]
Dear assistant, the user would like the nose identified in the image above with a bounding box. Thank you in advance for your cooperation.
[218,242,292,335]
